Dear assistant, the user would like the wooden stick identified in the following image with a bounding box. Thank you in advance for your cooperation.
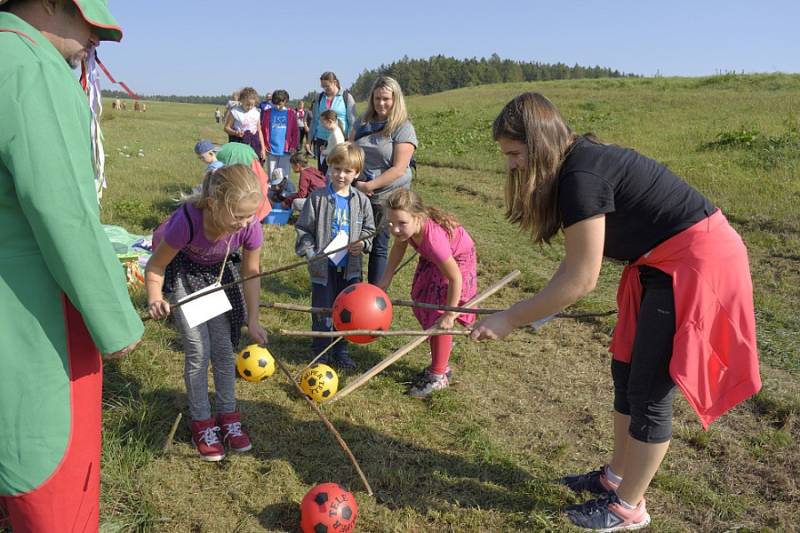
[393,300,501,314]
[162,412,182,454]
[171,229,379,310]
[279,329,471,337]
[261,299,617,319]
[393,250,418,275]
[260,301,331,314]
[273,355,373,496]
[327,270,521,403]
[293,336,344,381]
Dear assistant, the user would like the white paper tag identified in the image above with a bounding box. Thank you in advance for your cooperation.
[323,230,349,265]
[178,282,232,328]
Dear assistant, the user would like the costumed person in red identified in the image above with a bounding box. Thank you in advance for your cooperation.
[470,93,760,531]
[377,189,478,398]
[0,0,143,531]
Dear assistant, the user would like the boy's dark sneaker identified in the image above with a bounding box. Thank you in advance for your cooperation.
[332,352,356,370]
[563,465,620,495]
[190,417,225,462]
[565,492,650,531]
[217,411,252,452]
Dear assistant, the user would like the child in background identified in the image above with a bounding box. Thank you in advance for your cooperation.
[261,89,298,182]
[282,151,326,213]
[296,101,308,149]
[295,143,375,369]
[224,87,266,161]
[146,164,268,461]
[319,109,345,174]
[194,139,223,174]
[267,168,297,207]
[377,189,478,398]
[214,108,222,124]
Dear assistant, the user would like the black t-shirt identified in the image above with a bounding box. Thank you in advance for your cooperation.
[558,137,715,261]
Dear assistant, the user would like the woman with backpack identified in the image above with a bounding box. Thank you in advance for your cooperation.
[307,71,357,172]
[351,76,418,284]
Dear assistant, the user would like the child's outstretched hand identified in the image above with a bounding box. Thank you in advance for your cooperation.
[248,319,268,345]
[348,241,364,255]
[148,299,171,320]
[439,312,457,329]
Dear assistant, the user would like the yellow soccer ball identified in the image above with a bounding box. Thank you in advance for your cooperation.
[236,344,275,382]
[299,364,338,402]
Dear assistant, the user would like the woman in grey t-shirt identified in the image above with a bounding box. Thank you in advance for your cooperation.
[351,76,418,284]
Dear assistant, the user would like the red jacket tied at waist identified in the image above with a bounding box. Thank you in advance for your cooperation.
[610,210,761,428]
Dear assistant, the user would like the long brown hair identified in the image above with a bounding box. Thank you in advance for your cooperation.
[492,92,578,244]
[384,189,460,238]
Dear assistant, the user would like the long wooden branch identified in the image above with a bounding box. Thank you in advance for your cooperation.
[260,299,617,319]
[273,354,373,496]
[327,270,521,404]
[172,230,378,309]
[279,329,471,337]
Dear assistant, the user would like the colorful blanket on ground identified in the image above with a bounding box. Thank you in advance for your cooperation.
[103,224,152,286]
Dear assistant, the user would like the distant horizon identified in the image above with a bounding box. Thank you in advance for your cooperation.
[98,69,798,100]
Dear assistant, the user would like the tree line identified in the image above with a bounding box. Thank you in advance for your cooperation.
[346,54,637,100]
[102,54,637,105]
[100,90,230,105]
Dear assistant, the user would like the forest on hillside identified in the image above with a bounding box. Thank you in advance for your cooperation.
[345,53,635,100]
[102,54,635,104]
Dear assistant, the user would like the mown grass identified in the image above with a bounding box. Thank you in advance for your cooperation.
[92,74,799,532]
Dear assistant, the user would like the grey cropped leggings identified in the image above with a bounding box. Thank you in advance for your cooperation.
[172,277,237,421]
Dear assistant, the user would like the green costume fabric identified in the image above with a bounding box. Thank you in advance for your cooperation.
[0,13,143,495]
[216,142,259,166]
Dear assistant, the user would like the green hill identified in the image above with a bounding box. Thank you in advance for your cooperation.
[96,74,799,532]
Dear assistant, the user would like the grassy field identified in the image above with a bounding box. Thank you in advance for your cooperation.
[93,74,798,532]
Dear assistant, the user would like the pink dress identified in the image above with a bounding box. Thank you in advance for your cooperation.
[408,219,478,329]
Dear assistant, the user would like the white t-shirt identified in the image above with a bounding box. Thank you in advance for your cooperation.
[229,106,260,134]
[323,126,345,156]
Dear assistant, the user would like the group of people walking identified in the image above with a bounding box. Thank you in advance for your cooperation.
[0,0,761,530]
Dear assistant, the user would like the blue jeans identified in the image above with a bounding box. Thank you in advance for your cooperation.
[311,263,358,356]
[367,200,390,284]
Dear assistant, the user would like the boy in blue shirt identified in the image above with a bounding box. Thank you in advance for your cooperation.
[261,90,298,187]
[295,143,375,369]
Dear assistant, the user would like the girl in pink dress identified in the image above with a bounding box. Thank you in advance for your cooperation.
[377,189,477,397]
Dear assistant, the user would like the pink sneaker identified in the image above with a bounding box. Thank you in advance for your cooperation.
[190,417,225,462]
[217,412,252,452]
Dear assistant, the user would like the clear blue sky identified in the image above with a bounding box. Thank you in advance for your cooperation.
[97,0,799,98]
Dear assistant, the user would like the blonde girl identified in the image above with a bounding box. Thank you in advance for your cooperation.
[377,189,477,398]
[146,164,267,461]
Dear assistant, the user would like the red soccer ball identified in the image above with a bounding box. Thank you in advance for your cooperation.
[332,283,393,344]
[299,483,358,533]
